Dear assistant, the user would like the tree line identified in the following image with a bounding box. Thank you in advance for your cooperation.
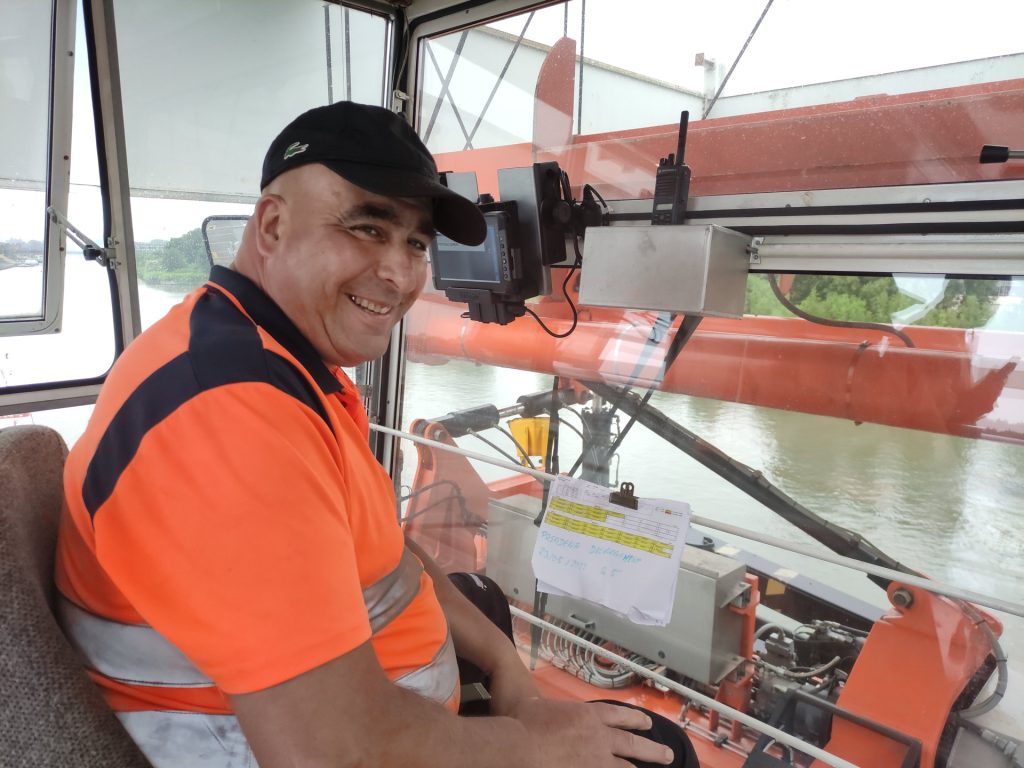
[745,273,1001,329]
[0,239,44,268]
[4,235,1009,330]
[135,228,210,290]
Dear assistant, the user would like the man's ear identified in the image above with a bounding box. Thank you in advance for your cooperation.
[253,193,285,259]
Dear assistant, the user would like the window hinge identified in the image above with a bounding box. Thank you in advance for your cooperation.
[47,206,118,268]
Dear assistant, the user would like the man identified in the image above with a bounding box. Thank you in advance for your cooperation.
[56,101,690,767]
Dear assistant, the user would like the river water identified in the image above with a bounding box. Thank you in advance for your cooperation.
[399,333,1024,731]
[3,259,1022,729]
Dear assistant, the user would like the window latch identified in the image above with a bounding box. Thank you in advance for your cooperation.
[46,206,116,268]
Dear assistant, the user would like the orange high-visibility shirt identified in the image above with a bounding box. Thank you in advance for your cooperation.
[56,266,454,713]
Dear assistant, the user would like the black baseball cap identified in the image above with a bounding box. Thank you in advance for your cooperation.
[261,101,486,246]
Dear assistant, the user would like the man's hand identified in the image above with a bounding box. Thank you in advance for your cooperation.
[510,697,676,768]
[234,640,676,768]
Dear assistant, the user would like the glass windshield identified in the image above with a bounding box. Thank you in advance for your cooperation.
[0,3,116,395]
[419,0,1024,197]
[408,1,1024,760]
[110,0,391,318]
[0,0,52,321]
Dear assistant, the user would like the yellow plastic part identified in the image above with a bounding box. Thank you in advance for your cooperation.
[508,417,550,468]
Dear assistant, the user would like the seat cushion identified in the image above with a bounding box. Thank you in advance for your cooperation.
[0,425,151,767]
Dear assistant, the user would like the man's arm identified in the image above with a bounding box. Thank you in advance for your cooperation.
[231,637,676,768]
[404,535,539,714]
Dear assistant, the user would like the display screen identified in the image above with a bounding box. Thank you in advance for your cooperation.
[431,217,503,287]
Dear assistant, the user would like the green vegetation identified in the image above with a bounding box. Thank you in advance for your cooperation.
[135,228,210,291]
[7,233,1008,331]
[745,274,1001,329]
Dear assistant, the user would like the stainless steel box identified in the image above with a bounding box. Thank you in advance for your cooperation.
[486,495,748,685]
[578,224,750,318]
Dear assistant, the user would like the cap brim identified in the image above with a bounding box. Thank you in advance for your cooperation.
[321,161,486,246]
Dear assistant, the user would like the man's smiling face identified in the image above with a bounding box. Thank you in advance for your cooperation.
[257,164,433,367]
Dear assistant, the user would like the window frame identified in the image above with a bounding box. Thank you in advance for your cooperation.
[1,0,75,337]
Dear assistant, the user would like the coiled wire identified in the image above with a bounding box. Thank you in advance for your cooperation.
[532,617,659,689]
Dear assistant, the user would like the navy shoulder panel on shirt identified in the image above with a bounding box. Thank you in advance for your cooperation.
[82,288,333,519]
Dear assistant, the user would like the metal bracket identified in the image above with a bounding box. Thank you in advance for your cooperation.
[565,613,596,631]
[46,206,117,268]
[725,581,753,609]
[748,236,764,265]
[391,88,409,112]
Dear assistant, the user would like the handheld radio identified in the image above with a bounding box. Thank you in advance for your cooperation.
[651,111,691,225]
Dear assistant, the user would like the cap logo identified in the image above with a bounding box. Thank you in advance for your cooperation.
[283,141,309,160]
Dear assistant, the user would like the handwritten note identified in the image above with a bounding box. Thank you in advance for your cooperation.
[532,476,690,626]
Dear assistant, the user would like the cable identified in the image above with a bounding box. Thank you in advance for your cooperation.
[557,417,584,440]
[559,168,573,206]
[534,375,563,525]
[544,375,562,479]
[399,492,469,524]
[703,0,776,119]
[957,601,1009,719]
[757,655,841,681]
[399,479,463,503]
[524,170,589,339]
[465,430,524,467]
[755,622,791,640]
[793,622,869,639]
[532,618,641,689]
[602,388,656,460]
[582,183,608,211]
[494,425,537,470]
[957,719,1024,768]
[768,274,915,348]
[561,406,586,430]
[523,241,581,338]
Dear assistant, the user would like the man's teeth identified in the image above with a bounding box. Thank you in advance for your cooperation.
[349,295,392,315]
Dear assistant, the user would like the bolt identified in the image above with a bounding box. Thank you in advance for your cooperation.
[892,588,914,609]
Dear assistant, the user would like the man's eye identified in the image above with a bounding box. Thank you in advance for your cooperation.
[353,225,382,238]
[409,238,430,253]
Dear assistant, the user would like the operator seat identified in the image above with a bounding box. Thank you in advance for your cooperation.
[0,425,151,767]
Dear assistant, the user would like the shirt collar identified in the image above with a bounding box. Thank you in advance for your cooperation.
[207,265,342,395]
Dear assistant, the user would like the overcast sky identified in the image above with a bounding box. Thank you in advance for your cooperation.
[492,0,1024,94]
[3,0,1023,245]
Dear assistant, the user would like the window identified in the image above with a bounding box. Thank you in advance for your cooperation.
[402,0,1024,757]
[0,2,116,399]
[0,0,59,327]
[111,0,392,318]
[418,0,1024,197]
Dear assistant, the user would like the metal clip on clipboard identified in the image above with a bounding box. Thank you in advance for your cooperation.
[608,481,638,510]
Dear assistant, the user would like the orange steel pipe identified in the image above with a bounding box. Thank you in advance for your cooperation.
[406,296,1021,441]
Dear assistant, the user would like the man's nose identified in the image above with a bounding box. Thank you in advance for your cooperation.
[376,242,424,295]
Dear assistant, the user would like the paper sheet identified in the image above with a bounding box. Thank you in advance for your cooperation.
[531,476,690,626]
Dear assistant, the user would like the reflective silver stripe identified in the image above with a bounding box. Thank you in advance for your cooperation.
[365,546,423,633]
[58,597,212,687]
[394,631,459,705]
[59,546,425,688]
[117,712,256,768]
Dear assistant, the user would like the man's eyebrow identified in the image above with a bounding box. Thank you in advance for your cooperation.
[342,202,435,239]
